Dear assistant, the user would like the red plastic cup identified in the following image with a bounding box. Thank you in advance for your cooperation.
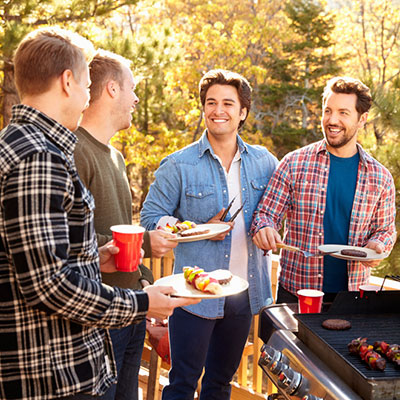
[297,289,324,313]
[359,284,380,298]
[110,225,145,272]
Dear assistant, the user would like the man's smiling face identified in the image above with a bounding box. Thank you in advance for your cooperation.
[203,84,247,139]
[322,92,367,153]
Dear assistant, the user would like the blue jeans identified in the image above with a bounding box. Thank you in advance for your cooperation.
[100,319,146,400]
[162,290,252,400]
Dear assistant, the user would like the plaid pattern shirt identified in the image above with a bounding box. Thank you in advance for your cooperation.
[251,140,396,295]
[0,105,148,400]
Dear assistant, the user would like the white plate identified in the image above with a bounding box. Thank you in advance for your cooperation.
[153,273,249,299]
[318,244,388,261]
[165,223,230,243]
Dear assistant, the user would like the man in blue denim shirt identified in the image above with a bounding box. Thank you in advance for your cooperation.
[140,69,278,400]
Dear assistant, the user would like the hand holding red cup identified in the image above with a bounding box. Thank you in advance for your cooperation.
[110,225,145,272]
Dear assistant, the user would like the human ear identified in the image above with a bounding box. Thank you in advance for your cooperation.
[106,81,118,98]
[359,112,368,128]
[61,69,74,96]
[240,108,247,121]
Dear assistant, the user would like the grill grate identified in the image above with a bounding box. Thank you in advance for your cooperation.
[296,313,400,380]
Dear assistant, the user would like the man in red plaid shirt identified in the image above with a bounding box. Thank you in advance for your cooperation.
[251,77,396,303]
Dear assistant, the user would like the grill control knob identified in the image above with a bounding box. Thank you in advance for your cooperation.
[259,344,290,372]
[269,359,289,375]
[277,367,309,397]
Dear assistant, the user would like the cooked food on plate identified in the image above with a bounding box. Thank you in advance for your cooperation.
[340,249,367,258]
[209,269,233,285]
[160,221,210,237]
[183,266,223,295]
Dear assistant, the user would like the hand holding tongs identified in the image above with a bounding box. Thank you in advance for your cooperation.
[276,243,338,258]
[220,195,246,222]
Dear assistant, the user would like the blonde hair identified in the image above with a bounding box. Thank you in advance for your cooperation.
[14,26,95,98]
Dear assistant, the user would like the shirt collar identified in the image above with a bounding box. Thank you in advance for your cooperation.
[317,139,370,168]
[198,130,248,158]
[10,104,78,156]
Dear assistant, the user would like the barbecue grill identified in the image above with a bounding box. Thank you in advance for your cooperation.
[258,290,400,400]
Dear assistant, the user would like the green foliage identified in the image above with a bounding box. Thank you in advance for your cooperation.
[258,0,342,155]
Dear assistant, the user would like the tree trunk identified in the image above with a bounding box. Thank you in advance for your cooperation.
[1,59,19,129]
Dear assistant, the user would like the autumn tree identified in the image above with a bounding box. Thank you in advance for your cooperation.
[0,0,138,128]
[258,0,342,157]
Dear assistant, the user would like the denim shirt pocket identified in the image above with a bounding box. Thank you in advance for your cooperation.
[250,177,269,205]
[184,184,217,221]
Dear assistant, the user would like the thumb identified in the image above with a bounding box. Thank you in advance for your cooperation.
[214,208,225,218]
[366,241,384,254]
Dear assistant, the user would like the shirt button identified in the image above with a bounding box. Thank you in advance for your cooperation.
[245,210,248,213]
[242,188,245,191]
[249,274,253,278]
[317,274,323,278]
[198,192,202,196]
[223,189,227,193]
[249,253,253,257]
[319,232,323,236]
[320,210,324,214]
[225,254,229,258]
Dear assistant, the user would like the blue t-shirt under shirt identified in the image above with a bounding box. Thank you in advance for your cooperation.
[323,151,360,293]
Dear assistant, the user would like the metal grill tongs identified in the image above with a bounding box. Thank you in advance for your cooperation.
[379,274,400,291]
[276,243,339,258]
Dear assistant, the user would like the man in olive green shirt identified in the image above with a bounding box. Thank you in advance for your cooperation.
[74,50,178,400]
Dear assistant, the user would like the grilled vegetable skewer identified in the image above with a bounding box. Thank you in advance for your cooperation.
[348,337,386,371]
[374,341,400,368]
[183,266,222,295]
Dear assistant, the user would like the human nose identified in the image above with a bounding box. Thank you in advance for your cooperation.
[327,111,339,124]
[214,103,225,115]
[133,92,139,104]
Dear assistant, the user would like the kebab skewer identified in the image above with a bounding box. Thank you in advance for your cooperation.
[374,341,400,368]
[348,337,386,371]
[183,266,222,295]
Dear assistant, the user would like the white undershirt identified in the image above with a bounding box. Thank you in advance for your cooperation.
[157,150,248,280]
[216,150,248,280]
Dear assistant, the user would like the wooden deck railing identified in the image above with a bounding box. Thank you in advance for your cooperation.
[141,252,279,399]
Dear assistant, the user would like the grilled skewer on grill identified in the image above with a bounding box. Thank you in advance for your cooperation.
[348,337,386,371]
[374,341,400,368]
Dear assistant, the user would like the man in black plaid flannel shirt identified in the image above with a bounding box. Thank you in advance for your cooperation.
[0,27,198,400]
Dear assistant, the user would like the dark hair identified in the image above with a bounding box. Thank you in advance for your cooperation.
[88,49,132,104]
[14,27,94,98]
[199,69,252,130]
[323,76,372,116]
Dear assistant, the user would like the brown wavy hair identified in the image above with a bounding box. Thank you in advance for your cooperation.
[199,69,252,130]
[323,76,372,117]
